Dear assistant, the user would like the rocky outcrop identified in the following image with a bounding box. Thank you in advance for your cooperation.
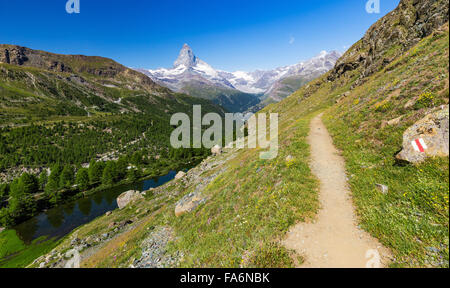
[0,46,28,65]
[328,0,449,82]
[174,166,228,217]
[175,192,209,217]
[0,44,161,93]
[396,105,449,163]
[0,48,10,64]
[132,226,182,268]
[117,190,144,209]
[48,61,72,73]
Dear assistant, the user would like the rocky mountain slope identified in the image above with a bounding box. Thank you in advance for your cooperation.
[0,45,224,175]
[328,0,448,83]
[138,45,340,111]
[137,44,260,112]
[0,44,223,120]
[34,0,448,268]
[221,50,341,102]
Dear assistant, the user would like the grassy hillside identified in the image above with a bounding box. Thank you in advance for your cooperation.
[0,45,224,126]
[22,0,449,268]
[0,46,225,174]
[0,45,228,268]
[323,24,449,267]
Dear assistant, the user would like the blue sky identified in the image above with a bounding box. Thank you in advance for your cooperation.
[0,0,399,71]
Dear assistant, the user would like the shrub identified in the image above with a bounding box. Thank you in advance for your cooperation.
[375,99,393,112]
[247,242,295,268]
[414,92,434,109]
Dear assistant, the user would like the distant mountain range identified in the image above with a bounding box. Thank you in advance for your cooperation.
[0,44,225,125]
[137,45,341,112]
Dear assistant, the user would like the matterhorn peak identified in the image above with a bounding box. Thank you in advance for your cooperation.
[174,43,198,68]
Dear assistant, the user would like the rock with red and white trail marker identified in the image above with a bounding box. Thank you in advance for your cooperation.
[396,105,449,163]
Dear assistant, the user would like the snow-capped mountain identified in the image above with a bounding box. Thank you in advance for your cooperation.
[219,50,342,100]
[140,44,236,92]
[137,44,341,110]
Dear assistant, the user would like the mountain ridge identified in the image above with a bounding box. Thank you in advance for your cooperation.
[0,44,226,119]
[0,43,225,174]
[138,45,341,109]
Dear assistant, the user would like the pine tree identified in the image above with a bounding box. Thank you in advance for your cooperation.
[76,168,90,191]
[0,183,9,198]
[89,161,105,184]
[102,161,117,185]
[38,171,48,191]
[127,168,141,182]
[48,164,62,186]
[116,157,128,181]
[45,176,59,195]
[19,173,39,194]
[8,178,37,220]
[60,166,74,189]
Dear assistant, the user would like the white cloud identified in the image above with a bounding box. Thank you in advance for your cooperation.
[289,36,295,45]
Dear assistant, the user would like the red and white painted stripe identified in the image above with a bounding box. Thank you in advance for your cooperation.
[411,138,428,153]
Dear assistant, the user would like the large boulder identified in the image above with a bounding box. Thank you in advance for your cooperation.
[396,106,449,163]
[175,171,186,180]
[117,190,144,209]
[175,192,209,217]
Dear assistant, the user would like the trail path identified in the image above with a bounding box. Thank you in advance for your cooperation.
[283,114,391,268]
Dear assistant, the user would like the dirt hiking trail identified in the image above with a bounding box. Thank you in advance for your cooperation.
[283,114,391,268]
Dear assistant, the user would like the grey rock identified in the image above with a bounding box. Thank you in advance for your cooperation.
[396,105,449,163]
[175,192,209,217]
[133,227,182,268]
[117,190,144,209]
[375,184,389,194]
[70,238,81,246]
[175,171,186,180]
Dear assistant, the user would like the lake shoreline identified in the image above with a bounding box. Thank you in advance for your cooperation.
[2,157,203,230]
[0,158,201,267]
